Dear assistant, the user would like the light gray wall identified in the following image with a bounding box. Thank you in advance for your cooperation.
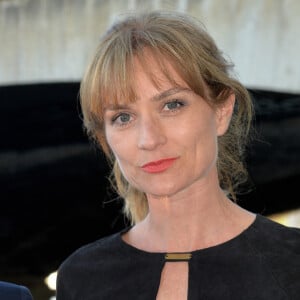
[1,0,300,93]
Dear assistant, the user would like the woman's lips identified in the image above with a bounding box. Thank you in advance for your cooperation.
[141,157,178,173]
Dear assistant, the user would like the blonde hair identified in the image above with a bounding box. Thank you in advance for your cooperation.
[80,11,253,224]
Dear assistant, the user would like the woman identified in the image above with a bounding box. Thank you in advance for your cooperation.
[57,11,300,299]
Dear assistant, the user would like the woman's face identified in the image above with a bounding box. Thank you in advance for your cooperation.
[104,54,233,198]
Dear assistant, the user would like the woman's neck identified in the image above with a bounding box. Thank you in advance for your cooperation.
[123,185,255,253]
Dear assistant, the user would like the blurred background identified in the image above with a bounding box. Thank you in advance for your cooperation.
[0,0,299,299]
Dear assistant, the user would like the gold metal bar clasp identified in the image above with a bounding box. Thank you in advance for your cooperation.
[165,253,192,262]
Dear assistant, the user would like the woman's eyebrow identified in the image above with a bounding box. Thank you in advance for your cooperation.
[105,104,129,111]
[151,87,191,102]
[105,87,191,111]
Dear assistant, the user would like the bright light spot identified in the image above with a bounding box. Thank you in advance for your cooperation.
[268,208,300,228]
[45,271,57,291]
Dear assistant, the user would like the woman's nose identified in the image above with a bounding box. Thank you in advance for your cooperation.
[137,117,167,150]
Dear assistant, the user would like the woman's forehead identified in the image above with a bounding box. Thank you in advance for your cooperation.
[103,52,188,107]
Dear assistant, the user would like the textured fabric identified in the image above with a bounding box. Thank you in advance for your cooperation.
[0,281,33,300]
[57,215,300,299]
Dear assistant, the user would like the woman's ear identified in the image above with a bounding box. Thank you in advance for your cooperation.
[216,93,235,136]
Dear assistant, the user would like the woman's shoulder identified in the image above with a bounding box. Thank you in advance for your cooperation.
[56,230,126,299]
[59,230,124,271]
[245,214,300,298]
[56,229,129,297]
[248,214,300,253]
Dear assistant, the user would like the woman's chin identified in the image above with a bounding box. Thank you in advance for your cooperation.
[143,184,180,199]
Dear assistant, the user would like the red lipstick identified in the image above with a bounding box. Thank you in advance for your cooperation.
[141,157,178,173]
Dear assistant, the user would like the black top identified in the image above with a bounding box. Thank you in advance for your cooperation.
[56,215,300,299]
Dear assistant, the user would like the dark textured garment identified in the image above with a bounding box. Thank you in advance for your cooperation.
[0,281,34,300]
[57,215,300,299]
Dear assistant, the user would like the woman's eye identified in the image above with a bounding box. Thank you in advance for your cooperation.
[113,113,131,125]
[164,100,184,111]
